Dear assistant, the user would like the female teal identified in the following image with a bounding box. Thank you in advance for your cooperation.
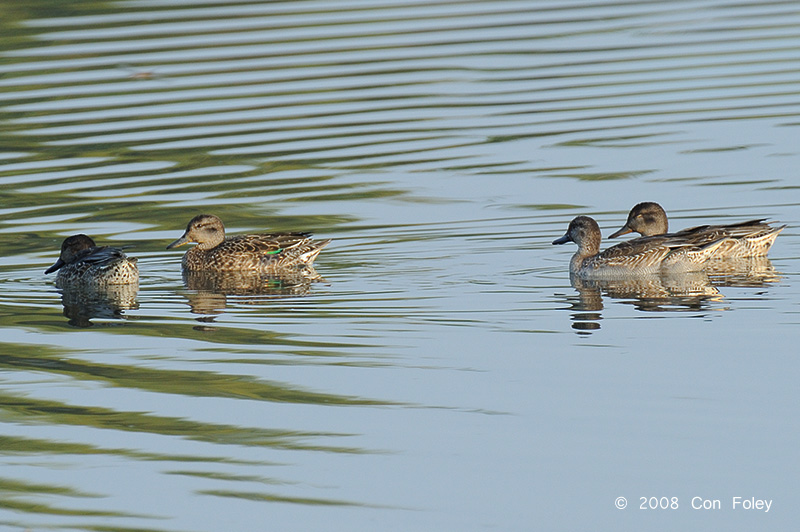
[167,214,330,271]
[610,202,784,258]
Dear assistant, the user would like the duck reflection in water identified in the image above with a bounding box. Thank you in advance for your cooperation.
[563,271,726,333]
[181,267,324,316]
[57,284,139,327]
[564,259,782,333]
[45,234,139,327]
[705,256,781,287]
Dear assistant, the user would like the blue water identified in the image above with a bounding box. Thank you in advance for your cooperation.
[0,1,798,531]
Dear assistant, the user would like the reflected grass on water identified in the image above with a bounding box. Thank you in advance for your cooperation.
[0,0,799,530]
[0,389,372,452]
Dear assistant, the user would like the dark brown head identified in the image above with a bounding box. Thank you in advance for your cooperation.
[167,214,226,251]
[609,202,668,238]
[45,234,97,274]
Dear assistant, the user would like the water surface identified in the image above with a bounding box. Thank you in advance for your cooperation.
[1,1,799,531]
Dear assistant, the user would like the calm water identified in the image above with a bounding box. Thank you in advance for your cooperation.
[1,1,799,531]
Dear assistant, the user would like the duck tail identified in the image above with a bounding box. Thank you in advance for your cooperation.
[771,224,787,236]
[748,223,786,254]
[299,239,332,265]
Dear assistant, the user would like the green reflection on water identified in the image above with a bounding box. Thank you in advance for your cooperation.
[0,390,368,451]
[168,470,288,485]
[198,489,364,507]
[0,347,390,406]
[0,476,135,521]
[0,435,262,465]
[0,339,390,406]
[549,170,652,181]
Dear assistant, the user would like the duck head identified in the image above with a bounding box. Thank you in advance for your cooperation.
[167,214,226,250]
[609,202,668,238]
[45,234,97,274]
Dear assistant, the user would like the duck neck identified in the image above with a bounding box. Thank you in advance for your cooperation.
[575,237,600,259]
[570,236,600,272]
[197,236,224,250]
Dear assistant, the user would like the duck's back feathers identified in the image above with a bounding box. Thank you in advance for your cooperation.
[181,231,330,271]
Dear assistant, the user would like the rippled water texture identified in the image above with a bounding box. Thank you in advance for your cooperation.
[1,1,799,531]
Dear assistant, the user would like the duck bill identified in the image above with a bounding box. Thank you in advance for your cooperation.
[608,225,633,239]
[552,234,572,245]
[166,233,190,249]
[44,258,65,274]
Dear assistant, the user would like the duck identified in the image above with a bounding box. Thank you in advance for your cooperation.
[553,216,730,278]
[45,234,139,286]
[166,214,330,271]
[609,202,784,258]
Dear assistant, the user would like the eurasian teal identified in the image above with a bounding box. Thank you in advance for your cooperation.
[609,202,784,258]
[45,234,139,286]
[167,214,330,271]
[553,216,730,278]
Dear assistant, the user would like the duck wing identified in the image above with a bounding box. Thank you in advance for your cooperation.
[595,235,677,267]
[220,233,313,255]
[673,219,775,244]
[75,246,134,267]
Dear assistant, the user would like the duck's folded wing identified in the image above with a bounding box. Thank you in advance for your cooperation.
[80,246,132,267]
[595,237,674,267]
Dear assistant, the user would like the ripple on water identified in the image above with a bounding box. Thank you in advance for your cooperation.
[1,1,799,531]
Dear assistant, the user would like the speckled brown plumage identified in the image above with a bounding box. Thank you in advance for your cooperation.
[45,234,139,287]
[610,202,785,258]
[167,214,331,271]
[553,216,730,278]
